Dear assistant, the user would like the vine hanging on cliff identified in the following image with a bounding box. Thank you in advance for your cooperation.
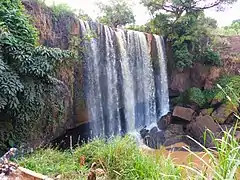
[0,0,72,153]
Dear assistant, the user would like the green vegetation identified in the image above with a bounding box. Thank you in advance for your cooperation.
[187,87,206,108]
[218,21,240,36]
[17,132,240,179]
[96,0,135,28]
[51,3,75,18]
[204,75,240,106]
[182,125,240,179]
[173,75,240,112]
[17,136,182,180]
[0,0,71,154]
[18,148,88,179]
[78,9,92,21]
[140,0,237,69]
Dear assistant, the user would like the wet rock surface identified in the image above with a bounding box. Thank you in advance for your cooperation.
[140,126,165,149]
[186,115,220,148]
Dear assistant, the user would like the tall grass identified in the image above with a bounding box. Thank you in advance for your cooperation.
[74,136,182,180]
[17,136,182,180]
[181,127,240,180]
[17,148,88,179]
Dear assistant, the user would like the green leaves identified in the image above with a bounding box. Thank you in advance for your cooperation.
[0,0,72,153]
[97,0,135,28]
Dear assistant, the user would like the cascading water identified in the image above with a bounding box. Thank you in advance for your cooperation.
[153,35,170,118]
[80,21,104,137]
[126,31,157,130]
[80,20,170,138]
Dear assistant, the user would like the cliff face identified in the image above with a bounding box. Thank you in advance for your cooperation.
[22,0,87,148]
[169,36,240,94]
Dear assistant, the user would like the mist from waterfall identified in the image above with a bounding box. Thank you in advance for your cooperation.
[80,20,169,138]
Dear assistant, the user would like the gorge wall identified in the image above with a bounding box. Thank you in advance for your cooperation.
[169,35,240,94]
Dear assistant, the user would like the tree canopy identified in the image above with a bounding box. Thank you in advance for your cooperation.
[141,0,237,20]
[96,0,135,28]
[139,0,237,69]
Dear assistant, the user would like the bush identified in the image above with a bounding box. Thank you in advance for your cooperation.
[187,87,206,107]
[174,44,193,69]
[172,88,206,108]
[202,48,221,66]
[203,75,240,106]
[51,3,75,18]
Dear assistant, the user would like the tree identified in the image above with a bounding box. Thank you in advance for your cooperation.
[140,0,231,69]
[78,9,92,21]
[96,0,135,28]
[222,21,240,35]
[141,0,237,21]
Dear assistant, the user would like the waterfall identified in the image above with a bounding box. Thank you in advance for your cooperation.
[153,35,170,117]
[80,20,169,138]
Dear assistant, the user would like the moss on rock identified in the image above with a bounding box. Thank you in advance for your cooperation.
[211,102,237,124]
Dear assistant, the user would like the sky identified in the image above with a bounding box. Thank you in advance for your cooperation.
[45,0,240,27]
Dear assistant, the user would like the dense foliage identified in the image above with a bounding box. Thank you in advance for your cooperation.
[141,0,236,69]
[96,0,135,28]
[51,3,75,18]
[173,75,240,109]
[219,21,240,35]
[204,75,240,106]
[187,87,206,107]
[0,0,71,153]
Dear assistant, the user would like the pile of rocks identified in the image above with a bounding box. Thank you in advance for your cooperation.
[140,105,239,150]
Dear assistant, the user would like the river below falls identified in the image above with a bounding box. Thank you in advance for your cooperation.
[141,142,211,169]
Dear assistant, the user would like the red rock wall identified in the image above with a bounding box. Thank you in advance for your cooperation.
[168,36,240,93]
[22,0,87,147]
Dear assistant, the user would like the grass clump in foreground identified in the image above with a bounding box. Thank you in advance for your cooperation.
[182,126,240,180]
[17,130,240,180]
[17,136,182,180]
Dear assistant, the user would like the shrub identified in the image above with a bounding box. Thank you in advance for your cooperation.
[187,87,206,107]
[173,44,193,69]
[202,48,221,66]
[203,75,240,106]
[51,3,75,18]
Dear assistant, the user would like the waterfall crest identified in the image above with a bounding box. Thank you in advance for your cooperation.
[80,20,169,137]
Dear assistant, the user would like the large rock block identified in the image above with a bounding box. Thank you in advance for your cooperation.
[187,115,220,147]
[211,103,237,124]
[172,106,195,121]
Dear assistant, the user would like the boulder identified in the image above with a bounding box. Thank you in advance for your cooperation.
[140,126,149,139]
[163,124,185,146]
[186,115,220,147]
[142,126,165,149]
[211,103,237,124]
[172,106,195,121]
[157,112,171,130]
[200,108,213,116]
